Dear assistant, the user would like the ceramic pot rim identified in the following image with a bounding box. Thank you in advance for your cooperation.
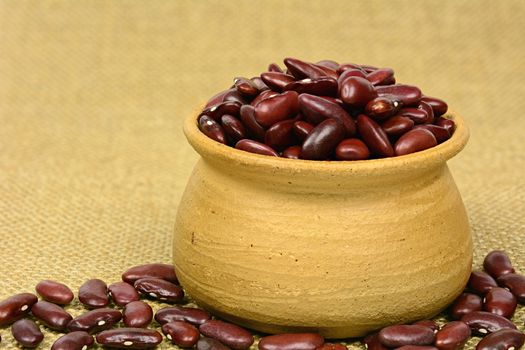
[184,106,469,176]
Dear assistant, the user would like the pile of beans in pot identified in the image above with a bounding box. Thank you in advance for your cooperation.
[0,251,523,349]
[198,57,455,160]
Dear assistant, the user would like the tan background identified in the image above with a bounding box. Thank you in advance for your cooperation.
[1,0,524,348]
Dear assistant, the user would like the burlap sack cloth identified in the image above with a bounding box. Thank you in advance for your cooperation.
[1,1,524,348]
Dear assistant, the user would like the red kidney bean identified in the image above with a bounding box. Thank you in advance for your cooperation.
[378,325,435,348]
[108,281,140,306]
[421,96,448,117]
[461,311,516,335]
[366,68,395,86]
[0,293,38,326]
[362,333,389,350]
[315,343,346,350]
[258,333,324,350]
[361,64,379,72]
[451,293,483,320]
[199,115,227,144]
[484,250,515,279]
[293,120,314,141]
[235,139,279,156]
[413,320,440,333]
[365,96,402,121]
[316,59,339,70]
[301,118,346,160]
[335,138,370,160]
[240,105,266,141]
[162,321,200,347]
[254,91,299,127]
[337,63,364,73]
[122,263,179,285]
[339,76,378,108]
[250,89,279,106]
[96,328,163,349]
[200,101,242,121]
[123,301,153,328]
[414,125,450,143]
[221,114,246,143]
[483,287,517,318]
[435,117,455,135]
[398,107,430,124]
[394,128,437,156]
[284,57,327,79]
[223,89,249,105]
[35,280,74,305]
[298,94,356,136]
[11,319,44,348]
[31,300,72,331]
[199,320,254,350]
[261,72,296,91]
[376,84,422,106]
[497,273,525,303]
[268,63,284,73]
[418,101,435,123]
[79,279,109,309]
[205,89,232,108]
[313,64,338,79]
[382,115,415,138]
[395,347,439,350]
[155,306,211,326]
[51,331,94,350]
[337,69,367,85]
[282,145,302,159]
[251,77,269,92]
[468,271,498,295]
[475,329,525,350]
[198,337,232,350]
[134,277,184,303]
[67,308,122,334]
[265,119,297,151]
[356,114,394,157]
[234,77,259,97]
[434,321,471,350]
[284,77,338,96]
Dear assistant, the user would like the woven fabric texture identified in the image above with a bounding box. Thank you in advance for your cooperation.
[1,0,524,348]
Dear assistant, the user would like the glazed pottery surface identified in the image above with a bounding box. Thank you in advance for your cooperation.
[174,110,472,338]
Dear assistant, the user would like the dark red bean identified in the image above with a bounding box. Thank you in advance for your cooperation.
[122,263,178,284]
[414,125,450,143]
[468,271,498,295]
[284,77,338,96]
[282,145,302,159]
[382,115,415,138]
[361,64,379,72]
[240,105,266,141]
[250,90,279,106]
[197,337,232,350]
[31,300,72,331]
[301,118,346,160]
[362,333,389,350]
[413,320,440,333]
[11,319,44,348]
[162,321,200,347]
[339,76,378,108]
[96,328,163,349]
[79,279,109,309]
[223,89,249,105]
[395,346,439,350]
[108,281,140,306]
[298,94,356,136]
[337,69,366,85]
[35,280,74,305]
[123,301,153,328]
[497,273,525,303]
[284,57,327,79]
[337,63,364,74]
[398,107,430,124]
[313,64,338,79]
[251,77,269,92]
[434,321,471,350]
[254,91,299,127]
[235,139,279,157]
[51,331,94,350]
[0,293,38,326]
[484,287,517,318]
[260,72,296,91]
[316,59,339,70]
[199,320,254,350]
[199,115,228,144]
[356,114,394,157]
[265,119,297,151]
[461,311,516,336]
[134,277,184,303]
[421,96,448,117]
[365,96,402,121]
[475,329,525,350]
[205,89,231,108]
[394,128,437,156]
[435,117,456,135]
[376,84,422,106]
[221,114,246,143]
[155,306,211,326]
[366,68,395,86]
[200,101,242,121]
[418,101,435,123]
[378,325,435,348]
[315,343,347,350]
[451,293,483,320]
[293,121,314,141]
[268,63,284,73]
[234,77,259,97]
[484,250,515,279]
[67,308,122,334]
[258,333,324,350]
[335,138,370,160]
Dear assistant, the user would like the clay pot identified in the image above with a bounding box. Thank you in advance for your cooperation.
[174,111,471,338]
